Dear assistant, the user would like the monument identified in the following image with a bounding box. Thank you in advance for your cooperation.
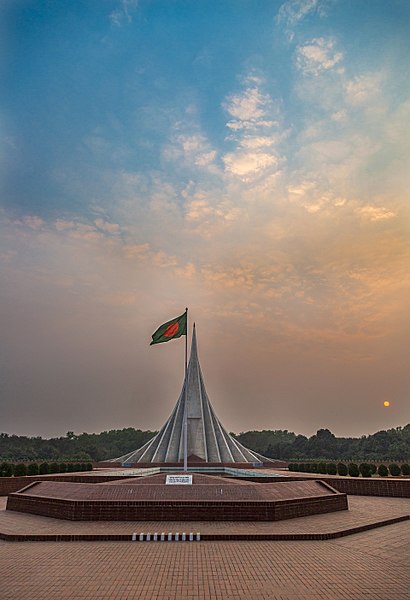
[108,324,277,466]
[6,319,348,522]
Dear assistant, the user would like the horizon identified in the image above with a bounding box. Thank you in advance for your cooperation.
[2,420,409,442]
[2,0,410,439]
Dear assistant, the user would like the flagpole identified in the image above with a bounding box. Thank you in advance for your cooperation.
[183,307,188,472]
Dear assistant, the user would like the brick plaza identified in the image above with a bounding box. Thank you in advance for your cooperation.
[1,494,409,599]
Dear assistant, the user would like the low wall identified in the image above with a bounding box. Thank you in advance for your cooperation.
[318,476,410,498]
[7,493,347,522]
[234,475,410,497]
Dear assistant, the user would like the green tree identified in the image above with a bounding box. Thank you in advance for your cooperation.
[0,462,13,477]
[27,463,39,476]
[359,463,372,477]
[337,463,348,476]
[401,464,410,476]
[326,463,337,475]
[39,462,49,475]
[14,463,27,476]
[378,464,388,477]
[388,464,401,476]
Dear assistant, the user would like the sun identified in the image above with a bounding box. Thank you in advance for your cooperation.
[383,401,390,407]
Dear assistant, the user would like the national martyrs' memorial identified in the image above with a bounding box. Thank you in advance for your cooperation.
[108,323,276,466]
[6,315,349,522]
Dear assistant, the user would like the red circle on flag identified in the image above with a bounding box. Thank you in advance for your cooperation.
[164,322,179,337]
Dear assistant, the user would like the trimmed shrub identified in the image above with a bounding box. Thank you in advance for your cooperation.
[309,463,318,473]
[39,462,49,475]
[348,463,359,477]
[388,463,401,477]
[326,463,337,475]
[401,464,410,476]
[86,463,93,471]
[337,463,348,476]
[287,463,295,471]
[49,462,60,474]
[66,463,75,472]
[359,463,372,478]
[0,462,14,477]
[59,463,67,473]
[378,464,388,477]
[80,463,88,471]
[14,463,27,477]
[27,463,39,476]
[317,462,327,474]
[369,464,377,475]
[73,463,81,472]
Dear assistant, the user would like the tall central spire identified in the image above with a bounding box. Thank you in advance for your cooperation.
[111,326,274,465]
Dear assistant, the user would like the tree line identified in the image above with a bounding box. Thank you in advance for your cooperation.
[235,425,410,461]
[0,428,155,462]
[0,424,408,463]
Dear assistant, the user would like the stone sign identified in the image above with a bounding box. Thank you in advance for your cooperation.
[165,475,193,485]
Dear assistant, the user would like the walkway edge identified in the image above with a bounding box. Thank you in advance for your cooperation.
[0,515,408,542]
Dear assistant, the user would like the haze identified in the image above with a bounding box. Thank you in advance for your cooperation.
[1,0,409,439]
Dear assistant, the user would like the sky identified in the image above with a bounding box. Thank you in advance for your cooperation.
[1,0,410,440]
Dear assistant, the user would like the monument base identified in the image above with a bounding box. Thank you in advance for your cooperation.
[7,473,348,521]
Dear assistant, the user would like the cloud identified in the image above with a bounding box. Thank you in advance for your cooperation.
[222,75,285,182]
[14,215,44,229]
[163,132,217,170]
[224,85,269,123]
[358,205,397,222]
[109,0,138,26]
[182,184,242,239]
[295,38,344,75]
[277,0,319,26]
[345,74,382,107]
[94,218,121,234]
[277,0,328,41]
[122,243,150,260]
[223,151,279,179]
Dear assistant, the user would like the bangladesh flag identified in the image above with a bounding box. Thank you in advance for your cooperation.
[150,312,187,345]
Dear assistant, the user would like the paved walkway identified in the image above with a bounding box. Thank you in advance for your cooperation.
[1,495,409,599]
[0,520,409,599]
[1,495,409,537]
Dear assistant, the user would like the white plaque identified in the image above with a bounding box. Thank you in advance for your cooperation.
[166,474,192,485]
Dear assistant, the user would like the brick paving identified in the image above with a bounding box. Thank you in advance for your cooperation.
[0,520,409,599]
[13,477,334,501]
[1,495,408,538]
[8,477,348,523]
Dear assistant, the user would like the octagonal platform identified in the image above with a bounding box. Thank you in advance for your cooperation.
[7,473,347,521]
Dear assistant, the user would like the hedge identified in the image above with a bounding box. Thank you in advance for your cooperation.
[388,463,401,477]
[0,462,93,477]
[378,464,388,477]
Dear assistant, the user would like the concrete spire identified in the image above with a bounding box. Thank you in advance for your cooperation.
[112,326,274,465]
